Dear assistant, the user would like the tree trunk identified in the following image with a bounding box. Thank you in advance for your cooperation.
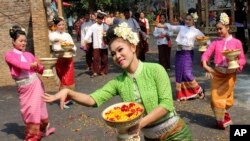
[89,0,96,12]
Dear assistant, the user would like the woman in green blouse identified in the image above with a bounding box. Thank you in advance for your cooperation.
[43,22,192,141]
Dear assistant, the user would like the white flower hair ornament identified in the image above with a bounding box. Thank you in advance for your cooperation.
[114,22,139,46]
[190,12,199,22]
[10,26,25,32]
[220,12,229,25]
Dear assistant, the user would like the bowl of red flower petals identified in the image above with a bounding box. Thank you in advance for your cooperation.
[102,102,144,129]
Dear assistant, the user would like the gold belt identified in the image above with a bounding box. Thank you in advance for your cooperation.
[215,67,236,74]
[177,45,193,50]
[15,74,37,86]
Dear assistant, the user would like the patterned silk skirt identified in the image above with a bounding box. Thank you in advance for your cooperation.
[211,70,236,127]
[175,50,202,100]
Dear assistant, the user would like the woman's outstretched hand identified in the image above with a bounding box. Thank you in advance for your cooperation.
[42,89,69,110]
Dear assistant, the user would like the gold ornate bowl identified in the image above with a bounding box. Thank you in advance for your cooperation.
[61,45,74,58]
[39,58,58,77]
[196,36,209,52]
[102,102,144,141]
[222,49,241,69]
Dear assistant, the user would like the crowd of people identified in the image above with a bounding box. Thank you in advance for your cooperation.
[4,6,247,141]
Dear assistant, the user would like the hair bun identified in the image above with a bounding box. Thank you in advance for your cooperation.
[10,25,21,33]
[188,8,197,15]
[9,25,26,39]
[53,16,64,25]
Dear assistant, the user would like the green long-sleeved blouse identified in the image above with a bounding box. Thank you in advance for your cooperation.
[90,62,174,115]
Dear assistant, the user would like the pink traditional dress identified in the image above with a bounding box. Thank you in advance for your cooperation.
[4,48,55,140]
[201,35,246,129]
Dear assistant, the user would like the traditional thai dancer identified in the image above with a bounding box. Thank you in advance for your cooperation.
[43,22,192,140]
[201,13,246,129]
[5,25,55,141]
[156,8,206,101]
[49,16,77,109]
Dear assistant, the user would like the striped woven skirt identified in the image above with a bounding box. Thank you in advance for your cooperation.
[175,50,202,100]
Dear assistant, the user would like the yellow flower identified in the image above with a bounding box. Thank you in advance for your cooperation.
[114,22,139,45]
[220,13,229,25]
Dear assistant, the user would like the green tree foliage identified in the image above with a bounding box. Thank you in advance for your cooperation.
[64,0,140,17]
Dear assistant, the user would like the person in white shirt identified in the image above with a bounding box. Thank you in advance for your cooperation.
[156,8,206,101]
[49,16,76,109]
[67,15,73,35]
[153,14,172,71]
[81,12,95,71]
[82,13,109,77]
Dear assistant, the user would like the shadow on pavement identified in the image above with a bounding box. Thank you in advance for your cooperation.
[178,110,216,129]
[1,123,25,139]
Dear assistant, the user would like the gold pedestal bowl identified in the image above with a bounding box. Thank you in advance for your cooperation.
[61,42,74,58]
[39,57,58,77]
[222,49,241,69]
[196,36,209,52]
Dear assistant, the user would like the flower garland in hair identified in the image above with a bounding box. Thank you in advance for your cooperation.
[21,28,25,32]
[114,22,139,46]
[190,12,198,22]
[220,12,229,25]
[10,26,25,32]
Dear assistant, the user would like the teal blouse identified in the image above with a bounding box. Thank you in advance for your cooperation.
[90,62,174,115]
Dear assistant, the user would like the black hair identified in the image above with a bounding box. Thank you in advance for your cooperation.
[85,12,90,16]
[186,8,198,22]
[104,24,119,46]
[53,16,64,25]
[97,13,104,20]
[9,25,26,41]
[188,8,197,15]
[134,12,140,21]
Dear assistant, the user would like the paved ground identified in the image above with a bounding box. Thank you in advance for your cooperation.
[1,37,250,141]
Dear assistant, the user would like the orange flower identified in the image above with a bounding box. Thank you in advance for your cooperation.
[104,103,143,122]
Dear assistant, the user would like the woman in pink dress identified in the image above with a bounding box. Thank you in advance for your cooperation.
[4,25,55,141]
[201,13,246,129]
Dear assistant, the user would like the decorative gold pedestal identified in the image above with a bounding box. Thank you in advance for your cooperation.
[39,58,58,77]
[198,45,208,52]
[196,36,209,52]
[222,49,241,69]
[61,45,73,58]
